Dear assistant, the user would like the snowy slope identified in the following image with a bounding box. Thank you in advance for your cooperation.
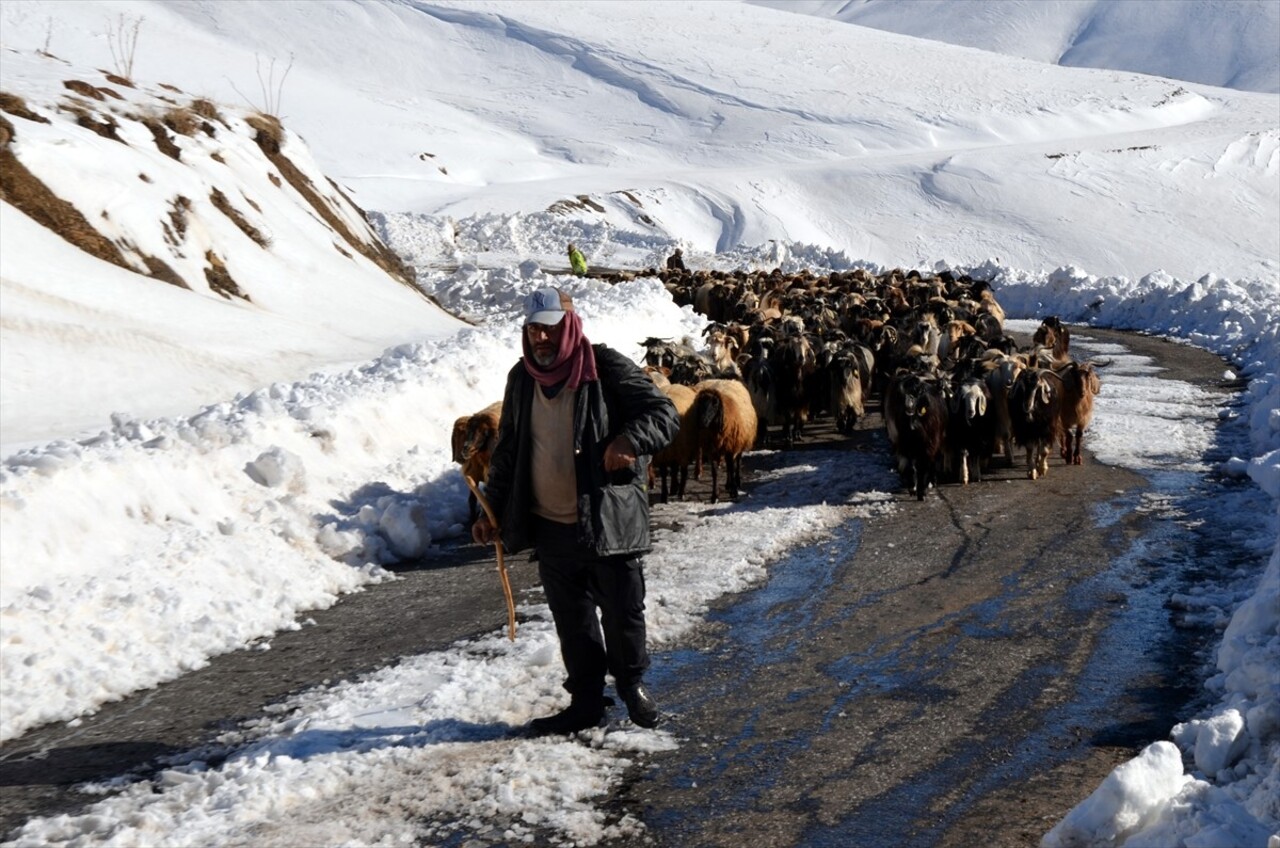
[754,0,1280,94]
[0,46,459,449]
[4,0,1275,295]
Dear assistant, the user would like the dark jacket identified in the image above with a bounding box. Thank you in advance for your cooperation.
[485,344,679,556]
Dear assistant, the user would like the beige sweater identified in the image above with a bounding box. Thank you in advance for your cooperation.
[529,386,578,524]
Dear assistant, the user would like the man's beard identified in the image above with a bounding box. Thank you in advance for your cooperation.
[532,349,556,367]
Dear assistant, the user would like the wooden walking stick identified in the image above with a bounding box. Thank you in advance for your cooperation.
[463,475,517,641]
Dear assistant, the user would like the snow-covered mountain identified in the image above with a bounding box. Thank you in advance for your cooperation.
[2,0,1275,450]
[753,0,1280,94]
[0,43,458,448]
[0,2,1276,846]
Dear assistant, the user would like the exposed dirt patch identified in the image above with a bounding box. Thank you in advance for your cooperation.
[142,117,181,160]
[162,106,200,137]
[189,98,223,123]
[0,92,50,125]
[327,176,368,218]
[140,254,189,289]
[246,113,417,288]
[101,72,134,89]
[164,195,190,247]
[61,80,105,101]
[548,194,607,215]
[58,102,123,142]
[0,119,132,271]
[210,187,268,248]
[203,250,250,301]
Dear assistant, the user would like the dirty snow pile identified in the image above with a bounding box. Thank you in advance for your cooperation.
[0,1,1277,846]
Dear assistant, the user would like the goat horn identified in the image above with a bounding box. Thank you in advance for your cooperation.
[463,475,516,642]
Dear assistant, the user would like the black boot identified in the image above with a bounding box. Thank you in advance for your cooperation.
[528,695,608,736]
[619,682,660,729]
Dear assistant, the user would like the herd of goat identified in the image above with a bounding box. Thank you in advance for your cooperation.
[452,264,1102,511]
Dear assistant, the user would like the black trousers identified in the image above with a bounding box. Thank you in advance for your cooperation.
[533,517,650,699]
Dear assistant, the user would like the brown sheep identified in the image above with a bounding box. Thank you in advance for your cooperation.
[885,370,950,499]
[981,350,1023,464]
[692,378,758,503]
[642,364,672,389]
[772,317,816,445]
[450,415,469,465]
[1033,316,1071,361]
[652,383,697,502]
[1008,369,1064,480]
[829,347,865,435]
[455,401,503,523]
[938,319,977,363]
[948,377,996,485]
[703,322,742,377]
[1054,360,1101,465]
[976,288,1006,328]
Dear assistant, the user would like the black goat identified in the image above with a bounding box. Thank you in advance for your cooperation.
[886,371,950,500]
[1008,368,1064,480]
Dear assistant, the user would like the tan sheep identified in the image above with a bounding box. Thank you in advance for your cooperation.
[1054,360,1101,465]
[450,415,469,465]
[454,401,503,523]
[691,378,758,503]
[652,383,697,502]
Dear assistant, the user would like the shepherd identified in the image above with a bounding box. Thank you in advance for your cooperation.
[567,242,588,277]
[472,286,679,734]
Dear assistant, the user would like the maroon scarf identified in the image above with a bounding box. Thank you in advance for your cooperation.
[522,311,598,390]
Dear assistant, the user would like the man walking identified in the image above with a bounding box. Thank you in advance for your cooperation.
[473,286,679,734]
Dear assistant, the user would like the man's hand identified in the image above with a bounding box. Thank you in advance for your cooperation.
[472,515,498,546]
[603,434,637,472]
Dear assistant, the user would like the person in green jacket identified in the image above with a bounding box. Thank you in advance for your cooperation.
[567,242,588,277]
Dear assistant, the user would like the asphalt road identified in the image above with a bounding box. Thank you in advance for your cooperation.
[605,326,1244,848]
[0,326,1243,846]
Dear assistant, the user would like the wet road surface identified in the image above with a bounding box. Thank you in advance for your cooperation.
[605,326,1246,847]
